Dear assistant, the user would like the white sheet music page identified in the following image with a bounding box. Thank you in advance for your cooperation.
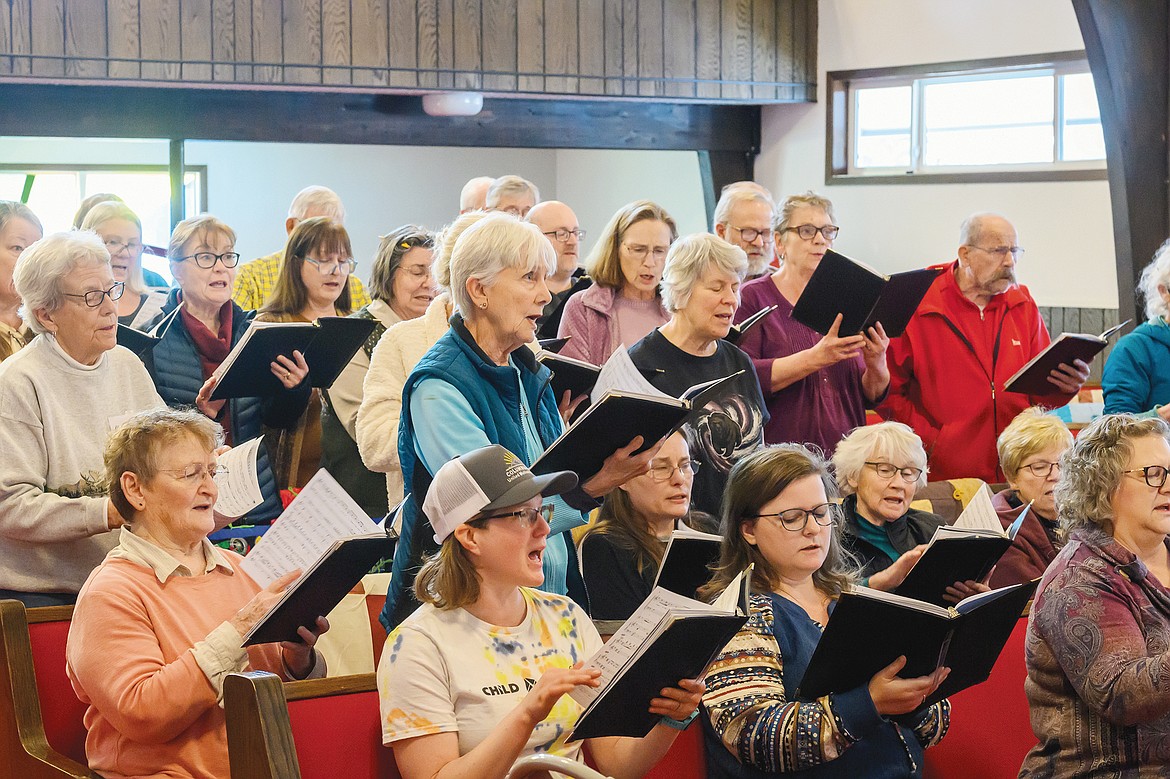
[951,484,1001,533]
[213,437,265,518]
[589,344,671,405]
[240,468,375,588]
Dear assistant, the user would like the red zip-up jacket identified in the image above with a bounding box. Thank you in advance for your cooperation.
[879,262,1075,482]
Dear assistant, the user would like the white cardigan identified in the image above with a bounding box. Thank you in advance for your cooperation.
[356,293,453,505]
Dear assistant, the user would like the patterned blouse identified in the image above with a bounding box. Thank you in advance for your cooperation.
[702,592,949,777]
[1021,526,1170,778]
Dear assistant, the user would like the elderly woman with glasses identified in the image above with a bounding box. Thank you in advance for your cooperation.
[1020,414,1170,777]
[832,422,989,600]
[699,445,950,778]
[80,201,169,330]
[322,225,435,518]
[146,215,310,523]
[66,408,328,779]
[255,216,354,491]
[989,407,1074,588]
[0,231,164,606]
[383,213,656,631]
[558,200,676,365]
[577,431,716,620]
[628,233,768,517]
[734,192,889,455]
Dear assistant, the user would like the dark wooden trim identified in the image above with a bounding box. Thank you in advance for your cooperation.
[828,50,1089,84]
[0,83,761,153]
[827,169,1108,186]
[22,606,73,626]
[698,150,758,229]
[283,672,377,701]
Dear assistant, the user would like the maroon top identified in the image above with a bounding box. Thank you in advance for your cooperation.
[988,488,1060,588]
[734,274,873,455]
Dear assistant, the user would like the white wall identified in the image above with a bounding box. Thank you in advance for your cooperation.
[757,0,1117,309]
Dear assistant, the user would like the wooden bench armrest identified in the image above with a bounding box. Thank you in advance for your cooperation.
[225,671,301,779]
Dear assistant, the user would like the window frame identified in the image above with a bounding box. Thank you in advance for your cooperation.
[826,50,1107,185]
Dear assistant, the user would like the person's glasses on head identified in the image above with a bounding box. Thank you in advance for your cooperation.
[176,251,241,269]
[64,282,126,308]
[747,502,837,532]
[865,461,923,483]
[158,463,227,485]
[469,505,554,529]
[969,245,1025,260]
[303,256,356,275]
[1019,460,1060,478]
[542,228,586,243]
[1123,464,1170,489]
[646,459,700,482]
[104,238,144,257]
[729,226,773,244]
[783,224,840,241]
[622,243,670,262]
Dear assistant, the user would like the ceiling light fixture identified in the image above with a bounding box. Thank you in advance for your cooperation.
[421,91,484,117]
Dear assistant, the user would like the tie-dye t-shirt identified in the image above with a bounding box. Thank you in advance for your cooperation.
[378,587,603,762]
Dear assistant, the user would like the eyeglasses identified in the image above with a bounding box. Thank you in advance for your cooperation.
[728,226,773,244]
[865,462,924,483]
[63,282,125,307]
[542,228,587,243]
[1019,460,1061,478]
[782,224,840,241]
[303,256,357,275]
[103,239,144,256]
[474,505,554,529]
[747,502,837,532]
[176,251,241,269]
[622,243,670,262]
[647,459,701,482]
[969,245,1025,259]
[158,464,228,484]
[1123,465,1170,489]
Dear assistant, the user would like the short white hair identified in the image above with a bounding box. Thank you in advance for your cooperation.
[449,213,555,316]
[15,231,111,335]
[288,185,346,223]
[660,233,748,313]
[486,175,540,209]
[832,422,929,496]
[958,212,1011,247]
[460,176,495,212]
[1139,239,1170,321]
[713,187,774,227]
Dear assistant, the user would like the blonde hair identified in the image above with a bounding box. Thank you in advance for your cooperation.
[413,535,481,609]
[584,200,678,289]
[775,192,835,234]
[832,422,929,496]
[81,201,147,295]
[167,214,237,263]
[997,407,1075,481]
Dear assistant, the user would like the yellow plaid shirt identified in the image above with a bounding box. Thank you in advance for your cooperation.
[232,249,371,311]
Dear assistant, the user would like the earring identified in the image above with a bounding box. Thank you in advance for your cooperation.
[479,301,488,309]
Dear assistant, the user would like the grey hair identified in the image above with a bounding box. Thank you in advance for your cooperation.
[1056,414,1170,534]
[288,185,346,223]
[775,191,836,233]
[958,212,1009,247]
[832,421,930,496]
[486,175,540,209]
[434,211,491,295]
[660,233,748,313]
[449,212,555,316]
[1138,239,1170,321]
[713,186,775,228]
[460,176,495,211]
[0,201,43,234]
[15,231,111,335]
[368,224,435,303]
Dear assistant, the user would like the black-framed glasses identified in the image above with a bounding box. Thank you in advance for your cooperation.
[177,251,241,269]
[647,459,701,482]
[63,282,125,307]
[158,464,228,484]
[783,224,840,241]
[865,462,924,483]
[729,226,773,244]
[472,505,554,529]
[1123,465,1170,489]
[103,238,144,256]
[542,228,587,243]
[747,502,837,532]
[1019,460,1061,478]
[303,256,357,275]
[969,245,1025,259]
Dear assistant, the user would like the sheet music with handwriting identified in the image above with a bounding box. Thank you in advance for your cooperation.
[213,437,265,518]
[241,468,375,588]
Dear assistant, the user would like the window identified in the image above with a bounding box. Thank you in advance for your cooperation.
[0,166,207,282]
[828,52,1106,183]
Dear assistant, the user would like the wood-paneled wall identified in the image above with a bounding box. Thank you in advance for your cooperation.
[0,0,817,103]
[1038,306,1122,384]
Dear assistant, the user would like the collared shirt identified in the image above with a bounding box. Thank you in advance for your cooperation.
[232,249,371,312]
[0,319,29,362]
[109,524,236,582]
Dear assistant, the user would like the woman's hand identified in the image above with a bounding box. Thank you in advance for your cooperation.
[581,435,664,498]
[229,569,302,637]
[558,389,588,424]
[271,349,309,390]
[868,656,950,716]
[280,615,329,679]
[861,321,891,370]
[866,545,928,591]
[195,375,226,420]
[943,579,991,604]
[516,662,601,729]
[809,314,866,370]
[649,678,706,721]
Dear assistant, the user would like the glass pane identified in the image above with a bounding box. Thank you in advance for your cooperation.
[1063,123,1106,161]
[854,85,911,168]
[83,172,174,283]
[19,173,81,234]
[923,75,1054,166]
[1061,73,1105,161]
[1062,73,1100,120]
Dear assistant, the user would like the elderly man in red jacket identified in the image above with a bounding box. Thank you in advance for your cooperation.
[880,213,1089,482]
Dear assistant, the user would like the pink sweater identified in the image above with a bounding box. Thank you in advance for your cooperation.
[66,554,286,779]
